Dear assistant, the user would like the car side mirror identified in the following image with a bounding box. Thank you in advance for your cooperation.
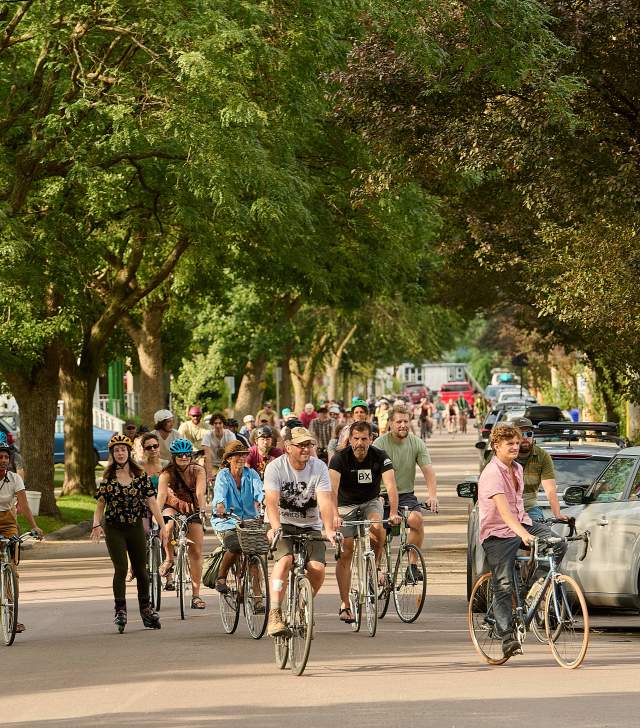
[563,485,587,506]
[457,481,478,500]
[475,441,487,451]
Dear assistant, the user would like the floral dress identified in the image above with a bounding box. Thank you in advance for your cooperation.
[96,474,156,526]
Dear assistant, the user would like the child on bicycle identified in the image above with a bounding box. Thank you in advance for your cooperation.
[478,423,566,659]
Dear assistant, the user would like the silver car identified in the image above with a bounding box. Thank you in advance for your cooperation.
[563,447,640,609]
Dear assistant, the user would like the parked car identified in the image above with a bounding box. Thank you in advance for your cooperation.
[54,416,113,465]
[402,383,430,404]
[457,422,623,600]
[439,381,474,408]
[0,413,19,449]
[561,445,640,609]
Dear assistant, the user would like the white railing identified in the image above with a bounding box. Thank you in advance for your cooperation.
[57,400,124,433]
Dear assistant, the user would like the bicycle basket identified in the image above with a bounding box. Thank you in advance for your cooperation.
[236,519,269,555]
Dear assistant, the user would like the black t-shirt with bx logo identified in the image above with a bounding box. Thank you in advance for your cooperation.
[329,445,393,506]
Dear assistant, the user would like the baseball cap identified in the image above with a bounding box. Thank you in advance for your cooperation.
[508,416,533,430]
[243,415,255,423]
[153,409,173,425]
[289,427,316,445]
[329,405,340,414]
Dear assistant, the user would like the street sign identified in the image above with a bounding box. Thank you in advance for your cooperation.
[224,375,235,395]
[275,366,282,382]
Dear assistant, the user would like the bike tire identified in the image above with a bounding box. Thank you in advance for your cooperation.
[289,576,314,676]
[149,536,162,612]
[349,544,362,633]
[243,555,269,640]
[176,549,187,620]
[364,553,378,637]
[544,574,589,669]
[468,572,509,665]
[378,543,392,619]
[274,635,289,669]
[392,544,426,623]
[0,564,18,646]
[219,564,240,634]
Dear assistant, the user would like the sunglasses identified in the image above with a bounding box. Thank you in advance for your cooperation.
[521,431,534,439]
[125,426,137,431]
[290,442,312,449]
[175,454,192,459]
[144,444,159,451]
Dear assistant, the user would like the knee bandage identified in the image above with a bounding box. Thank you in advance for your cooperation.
[271,578,284,591]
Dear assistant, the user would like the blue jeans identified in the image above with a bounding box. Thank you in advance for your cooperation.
[527,506,545,522]
[481,521,567,640]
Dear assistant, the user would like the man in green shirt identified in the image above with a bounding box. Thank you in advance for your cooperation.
[374,405,438,580]
[487,416,565,522]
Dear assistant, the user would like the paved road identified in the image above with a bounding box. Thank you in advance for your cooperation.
[5,431,640,727]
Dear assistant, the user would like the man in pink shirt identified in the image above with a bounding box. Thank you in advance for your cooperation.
[478,423,566,658]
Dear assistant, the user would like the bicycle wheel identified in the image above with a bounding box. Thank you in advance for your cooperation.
[289,576,314,676]
[243,555,269,639]
[219,564,240,634]
[149,537,162,612]
[392,544,427,623]
[364,553,378,637]
[526,578,547,644]
[468,572,509,665]
[0,564,18,646]
[175,548,188,620]
[274,634,289,669]
[348,546,362,633]
[378,542,392,619]
[544,574,589,669]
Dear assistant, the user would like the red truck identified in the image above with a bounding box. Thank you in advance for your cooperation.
[438,381,475,408]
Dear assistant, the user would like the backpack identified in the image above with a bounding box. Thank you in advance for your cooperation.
[202,546,225,588]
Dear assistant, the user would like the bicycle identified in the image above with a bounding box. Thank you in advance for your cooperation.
[166,512,202,620]
[269,530,335,676]
[468,520,590,669]
[0,530,39,646]
[146,524,163,612]
[216,512,270,639]
[339,519,381,637]
[378,504,428,623]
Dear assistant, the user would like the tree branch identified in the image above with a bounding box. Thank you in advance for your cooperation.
[0,0,34,54]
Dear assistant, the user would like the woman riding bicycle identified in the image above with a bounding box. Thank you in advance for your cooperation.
[0,433,43,635]
[92,434,164,632]
[157,438,207,609]
[211,440,264,594]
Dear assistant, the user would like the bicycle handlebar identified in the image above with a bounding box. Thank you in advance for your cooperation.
[0,530,42,546]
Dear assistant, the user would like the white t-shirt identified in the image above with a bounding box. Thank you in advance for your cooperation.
[202,429,236,468]
[0,471,25,512]
[263,454,331,529]
[152,429,180,462]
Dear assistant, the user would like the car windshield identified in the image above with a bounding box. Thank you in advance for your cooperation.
[589,456,638,503]
[551,456,611,492]
[441,384,469,392]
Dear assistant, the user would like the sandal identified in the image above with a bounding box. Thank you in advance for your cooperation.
[191,596,206,609]
[215,578,229,595]
[339,607,355,624]
[15,623,25,633]
[159,560,174,577]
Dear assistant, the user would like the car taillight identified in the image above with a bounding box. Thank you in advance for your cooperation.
[481,428,491,436]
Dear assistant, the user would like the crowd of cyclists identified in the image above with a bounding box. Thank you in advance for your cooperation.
[0,388,578,667]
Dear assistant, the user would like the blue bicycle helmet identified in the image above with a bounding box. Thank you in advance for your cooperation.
[169,438,194,456]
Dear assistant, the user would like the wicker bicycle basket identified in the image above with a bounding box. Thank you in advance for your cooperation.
[236,519,269,555]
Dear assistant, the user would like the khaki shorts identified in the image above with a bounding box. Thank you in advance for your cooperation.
[0,509,18,539]
[273,524,326,565]
[338,498,384,539]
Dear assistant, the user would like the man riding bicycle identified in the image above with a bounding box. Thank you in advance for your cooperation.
[329,421,401,624]
[373,404,438,581]
[264,427,336,637]
[479,423,567,659]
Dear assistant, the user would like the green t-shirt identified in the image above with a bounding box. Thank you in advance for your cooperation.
[372,432,431,494]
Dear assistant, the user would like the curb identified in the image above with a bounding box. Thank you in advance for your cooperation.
[45,520,92,541]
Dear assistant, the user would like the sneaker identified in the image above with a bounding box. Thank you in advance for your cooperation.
[267,607,288,637]
[502,636,522,658]
[405,564,424,582]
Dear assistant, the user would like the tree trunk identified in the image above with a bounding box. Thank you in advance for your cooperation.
[5,346,61,517]
[626,402,640,441]
[326,323,357,401]
[234,356,267,420]
[280,358,292,410]
[123,301,167,426]
[59,350,101,495]
[289,358,307,414]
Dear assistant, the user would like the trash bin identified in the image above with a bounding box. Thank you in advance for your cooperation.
[25,490,42,516]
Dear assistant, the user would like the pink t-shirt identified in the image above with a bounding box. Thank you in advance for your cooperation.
[478,457,532,542]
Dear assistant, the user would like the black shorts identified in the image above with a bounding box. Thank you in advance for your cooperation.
[382,493,422,532]
[162,508,202,527]
[219,530,241,553]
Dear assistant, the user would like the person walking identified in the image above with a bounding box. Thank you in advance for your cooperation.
[91,434,163,632]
